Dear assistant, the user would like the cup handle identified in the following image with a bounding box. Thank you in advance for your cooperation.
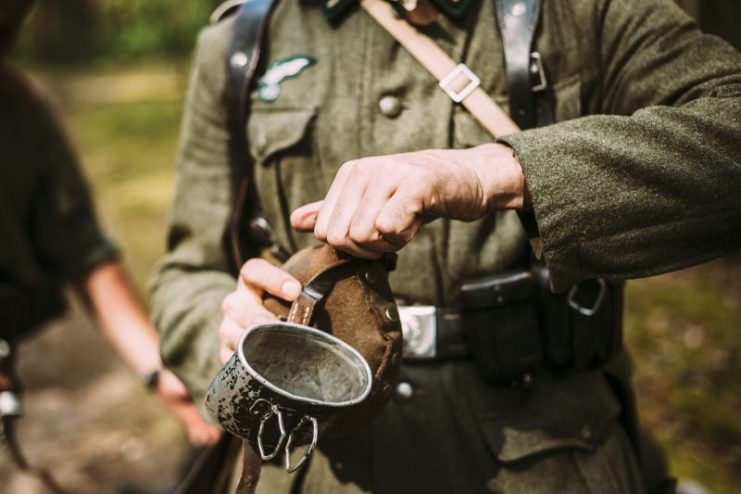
[283,415,319,472]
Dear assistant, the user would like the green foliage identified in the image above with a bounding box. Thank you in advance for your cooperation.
[16,0,222,64]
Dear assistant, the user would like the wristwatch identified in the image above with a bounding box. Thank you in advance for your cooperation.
[141,368,161,390]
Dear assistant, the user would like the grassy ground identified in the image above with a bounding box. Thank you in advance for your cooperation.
[5,63,739,492]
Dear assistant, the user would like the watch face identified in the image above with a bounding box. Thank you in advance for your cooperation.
[143,369,160,389]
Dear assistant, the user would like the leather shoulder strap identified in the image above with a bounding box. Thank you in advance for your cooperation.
[495,0,543,130]
[225,0,287,270]
[361,0,519,137]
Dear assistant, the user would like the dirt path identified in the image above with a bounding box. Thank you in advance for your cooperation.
[0,294,191,494]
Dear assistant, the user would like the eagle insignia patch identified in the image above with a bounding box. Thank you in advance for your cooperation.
[257,55,317,102]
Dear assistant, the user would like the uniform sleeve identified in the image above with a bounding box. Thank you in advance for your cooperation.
[149,22,237,405]
[32,100,119,281]
[501,0,741,292]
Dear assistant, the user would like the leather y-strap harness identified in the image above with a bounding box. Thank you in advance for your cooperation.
[225,0,288,272]
[223,0,553,272]
[495,0,552,129]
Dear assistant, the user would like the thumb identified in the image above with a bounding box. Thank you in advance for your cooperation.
[290,201,323,232]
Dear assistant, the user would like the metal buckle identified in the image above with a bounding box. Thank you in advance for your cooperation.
[439,64,480,103]
[529,52,547,92]
[567,279,607,317]
[398,306,437,359]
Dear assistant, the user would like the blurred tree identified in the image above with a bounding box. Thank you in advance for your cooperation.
[14,0,740,65]
[17,0,222,64]
[30,0,99,63]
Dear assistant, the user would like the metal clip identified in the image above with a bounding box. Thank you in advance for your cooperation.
[284,415,318,473]
[256,405,287,461]
[567,279,607,317]
[439,64,480,103]
[529,52,547,92]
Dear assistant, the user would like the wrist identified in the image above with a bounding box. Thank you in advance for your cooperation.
[471,143,527,211]
[141,368,161,391]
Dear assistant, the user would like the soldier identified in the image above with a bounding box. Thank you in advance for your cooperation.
[151,0,741,492]
[0,0,220,467]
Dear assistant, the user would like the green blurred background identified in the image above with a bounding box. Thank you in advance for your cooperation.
[3,0,739,493]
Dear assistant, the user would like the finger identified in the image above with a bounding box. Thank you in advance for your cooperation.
[220,346,235,364]
[325,171,368,249]
[375,190,424,246]
[239,258,302,301]
[219,317,246,353]
[330,237,384,259]
[290,201,322,232]
[222,289,276,328]
[348,181,396,246]
[169,402,221,446]
[314,161,353,241]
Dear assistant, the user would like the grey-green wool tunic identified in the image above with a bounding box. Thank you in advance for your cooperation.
[150,0,741,492]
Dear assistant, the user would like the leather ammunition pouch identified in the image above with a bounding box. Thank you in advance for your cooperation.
[458,268,623,383]
[398,267,623,384]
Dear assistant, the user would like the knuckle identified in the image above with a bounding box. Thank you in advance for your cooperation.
[375,216,397,235]
[326,230,347,246]
[314,228,327,242]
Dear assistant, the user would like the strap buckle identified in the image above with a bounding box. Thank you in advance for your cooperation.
[529,52,547,92]
[439,63,480,103]
[567,279,607,317]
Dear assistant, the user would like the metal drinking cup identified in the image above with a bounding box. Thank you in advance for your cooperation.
[205,320,372,472]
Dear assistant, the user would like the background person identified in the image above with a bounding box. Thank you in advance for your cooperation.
[0,0,221,479]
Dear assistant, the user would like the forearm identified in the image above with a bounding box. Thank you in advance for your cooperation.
[502,95,741,291]
[80,260,162,375]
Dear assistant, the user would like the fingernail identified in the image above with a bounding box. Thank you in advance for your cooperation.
[282,280,301,299]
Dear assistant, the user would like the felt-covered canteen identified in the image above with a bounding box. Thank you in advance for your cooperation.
[205,245,403,471]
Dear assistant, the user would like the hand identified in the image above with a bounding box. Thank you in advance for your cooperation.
[290,143,525,258]
[155,369,223,447]
[218,259,302,363]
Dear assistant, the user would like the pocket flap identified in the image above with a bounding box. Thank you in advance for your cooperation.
[459,366,622,463]
[248,108,316,163]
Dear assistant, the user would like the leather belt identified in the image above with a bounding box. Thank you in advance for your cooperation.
[398,277,623,384]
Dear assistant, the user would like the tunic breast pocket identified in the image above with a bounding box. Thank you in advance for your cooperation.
[454,362,622,464]
[247,107,322,252]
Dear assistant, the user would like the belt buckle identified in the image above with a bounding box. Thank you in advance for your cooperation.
[398,306,437,360]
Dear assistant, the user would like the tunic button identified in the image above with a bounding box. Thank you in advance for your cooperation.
[378,95,403,118]
[395,381,413,400]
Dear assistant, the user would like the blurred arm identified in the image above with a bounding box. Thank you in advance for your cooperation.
[81,261,222,446]
[81,260,162,375]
